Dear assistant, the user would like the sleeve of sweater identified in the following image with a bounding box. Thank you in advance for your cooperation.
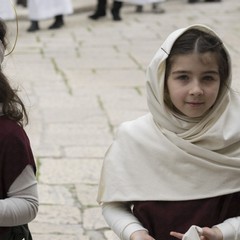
[102,202,148,240]
[215,217,240,240]
[0,165,39,226]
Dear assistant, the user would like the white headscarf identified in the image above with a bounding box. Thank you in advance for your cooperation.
[97,24,240,203]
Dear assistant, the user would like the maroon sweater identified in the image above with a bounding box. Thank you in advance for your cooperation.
[133,192,240,240]
[0,116,36,234]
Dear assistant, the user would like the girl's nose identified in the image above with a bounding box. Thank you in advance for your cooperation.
[189,82,204,95]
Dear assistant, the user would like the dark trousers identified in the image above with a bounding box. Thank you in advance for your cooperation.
[96,0,122,14]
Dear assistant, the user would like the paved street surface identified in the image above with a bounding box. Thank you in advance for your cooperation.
[3,0,240,239]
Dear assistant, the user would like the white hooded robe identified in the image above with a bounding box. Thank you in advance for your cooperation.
[28,0,73,20]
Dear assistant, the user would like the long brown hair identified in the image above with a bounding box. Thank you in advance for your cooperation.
[0,20,28,126]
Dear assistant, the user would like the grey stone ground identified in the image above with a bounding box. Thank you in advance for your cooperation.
[2,0,240,239]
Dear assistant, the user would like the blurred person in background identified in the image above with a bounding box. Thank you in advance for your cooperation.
[132,0,166,13]
[88,0,123,21]
[27,0,73,32]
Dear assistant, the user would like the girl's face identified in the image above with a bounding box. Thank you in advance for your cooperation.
[166,52,221,118]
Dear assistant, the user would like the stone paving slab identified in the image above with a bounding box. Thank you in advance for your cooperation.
[2,0,240,239]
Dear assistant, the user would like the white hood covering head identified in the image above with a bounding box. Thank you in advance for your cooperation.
[146,24,231,138]
[97,24,240,203]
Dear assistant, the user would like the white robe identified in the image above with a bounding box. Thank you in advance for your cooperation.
[0,0,15,20]
[28,0,73,20]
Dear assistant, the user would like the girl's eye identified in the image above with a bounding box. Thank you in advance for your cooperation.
[176,75,189,81]
[203,75,215,81]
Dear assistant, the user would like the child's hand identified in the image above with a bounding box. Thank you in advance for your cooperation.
[130,230,155,240]
[170,231,184,239]
[199,227,223,240]
[170,227,223,240]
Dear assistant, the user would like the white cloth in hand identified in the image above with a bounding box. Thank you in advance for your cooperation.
[183,225,203,240]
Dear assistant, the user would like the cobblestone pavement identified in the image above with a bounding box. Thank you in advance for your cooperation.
[3,0,240,239]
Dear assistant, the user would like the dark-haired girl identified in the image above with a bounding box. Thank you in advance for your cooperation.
[97,24,240,240]
[0,20,38,239]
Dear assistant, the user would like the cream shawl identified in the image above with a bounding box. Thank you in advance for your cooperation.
[97,24,240,203]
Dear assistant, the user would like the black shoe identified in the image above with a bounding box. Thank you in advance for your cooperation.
[17,0,27,7]
[136,5,143,13]
[27,21,39,32]
[111,9,122,21]
[188,0,199,3]
[88,11,106,20]
[152,3,157,10]
[48,21,64,29]
[48,15,64,29]
[152,3,165,13]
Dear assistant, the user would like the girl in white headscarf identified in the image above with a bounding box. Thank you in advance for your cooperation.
[97,24,240,240]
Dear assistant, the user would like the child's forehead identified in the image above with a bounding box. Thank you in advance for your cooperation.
[169,52,219,73]
[171,52,218,63]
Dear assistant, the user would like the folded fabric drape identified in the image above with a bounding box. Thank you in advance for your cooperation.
[97,24,240,203]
